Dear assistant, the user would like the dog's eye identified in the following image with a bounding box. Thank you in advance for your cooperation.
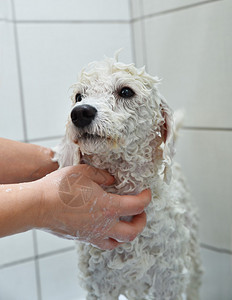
[75,93,82,102]
[119,87,135,99]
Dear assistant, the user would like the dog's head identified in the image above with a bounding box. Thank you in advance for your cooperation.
[65,57,175,183]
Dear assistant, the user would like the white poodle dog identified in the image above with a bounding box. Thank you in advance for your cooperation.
[54,56,202,300]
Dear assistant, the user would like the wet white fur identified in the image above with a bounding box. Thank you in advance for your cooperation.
[54,57,202,300]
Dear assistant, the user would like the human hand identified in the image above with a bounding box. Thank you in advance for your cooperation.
[35,165,151,250]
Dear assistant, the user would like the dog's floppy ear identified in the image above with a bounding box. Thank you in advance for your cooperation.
[160,99,175,184]
[53,136,80,168]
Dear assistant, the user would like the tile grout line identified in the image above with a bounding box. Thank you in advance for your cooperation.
[0,256,35,270]
[33,230,42,300]
[140,0,148,69]
[27,135,64,143]
[0,246,76,270]
[201,243,232,255]
[128,0,136,65]
[182,126,232,132]
[11,0,28,142]
[2,0,222,26]
[131,0,223,23]
[14,19,130,25]
[0,18,13,22]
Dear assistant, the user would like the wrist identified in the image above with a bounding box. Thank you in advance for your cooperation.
[0,181,44,237]
[25,180,46,230]
[29,147,59,181]
[31,176,58,231]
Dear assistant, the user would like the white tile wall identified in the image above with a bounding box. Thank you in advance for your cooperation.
[131,20,146,67]
[14,0,130,21]
[175,129,232,250]
[39,250,86,300]
[0,261,38,300]
[0,0,13,20]
[34,138,62,148]
[201,247,232,300]
[144,0,232,128]
[130,0,142,19]
[36,230,75,256]
[17,22,133,140]
[143,0,207,16]
[131,0,232,298]
[1,0,231,299]
[0,22,24,140]
[0,231,34,266]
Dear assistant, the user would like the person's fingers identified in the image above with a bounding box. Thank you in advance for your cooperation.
[109,211,147,242]
[93,238,123,250]
[74,165,115,186]
[115,189,151,217]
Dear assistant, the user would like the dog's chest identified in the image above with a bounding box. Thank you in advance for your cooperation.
[81,153,157,195]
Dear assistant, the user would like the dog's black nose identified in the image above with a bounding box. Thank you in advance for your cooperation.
[71,105,97,128]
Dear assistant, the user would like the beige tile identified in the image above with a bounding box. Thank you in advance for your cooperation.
[144,0,232,128]
[14,0,130,21]
[175,129,232,250]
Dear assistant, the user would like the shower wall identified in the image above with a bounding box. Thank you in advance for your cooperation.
[0,0,231,299]
[0,1,133,299]
[131,0,232,299]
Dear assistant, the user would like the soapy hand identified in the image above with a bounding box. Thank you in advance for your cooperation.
[36,165,151,250]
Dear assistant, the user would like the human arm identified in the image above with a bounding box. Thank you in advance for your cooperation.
[0,138,58,184]
[0,165,151,250]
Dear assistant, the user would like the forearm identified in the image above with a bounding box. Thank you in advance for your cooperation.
[0,138,58,184]
[0,182,41,237]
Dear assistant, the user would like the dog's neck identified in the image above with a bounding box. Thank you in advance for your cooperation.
[80,138,163,195]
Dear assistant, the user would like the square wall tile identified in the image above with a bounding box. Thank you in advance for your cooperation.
[0,231,35,266]
[0,260,38,300]
[14,0,130,21]
[144,0,232,128]
[0,0,13,20]
[200,248,232,300]
[36,230,75,256]
[39,249,87,300]
[17,23,132,140]
[175,130,232,251]
[0,22,24,140]
[143,0,206,16]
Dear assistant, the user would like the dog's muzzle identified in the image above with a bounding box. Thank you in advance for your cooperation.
[71,105,97,128]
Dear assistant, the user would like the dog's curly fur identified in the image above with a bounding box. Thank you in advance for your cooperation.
[54,56,202,300]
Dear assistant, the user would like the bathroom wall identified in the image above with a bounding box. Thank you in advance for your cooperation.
[131,0,232,299]
[0,1,133,299]
[0,0,231,299]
